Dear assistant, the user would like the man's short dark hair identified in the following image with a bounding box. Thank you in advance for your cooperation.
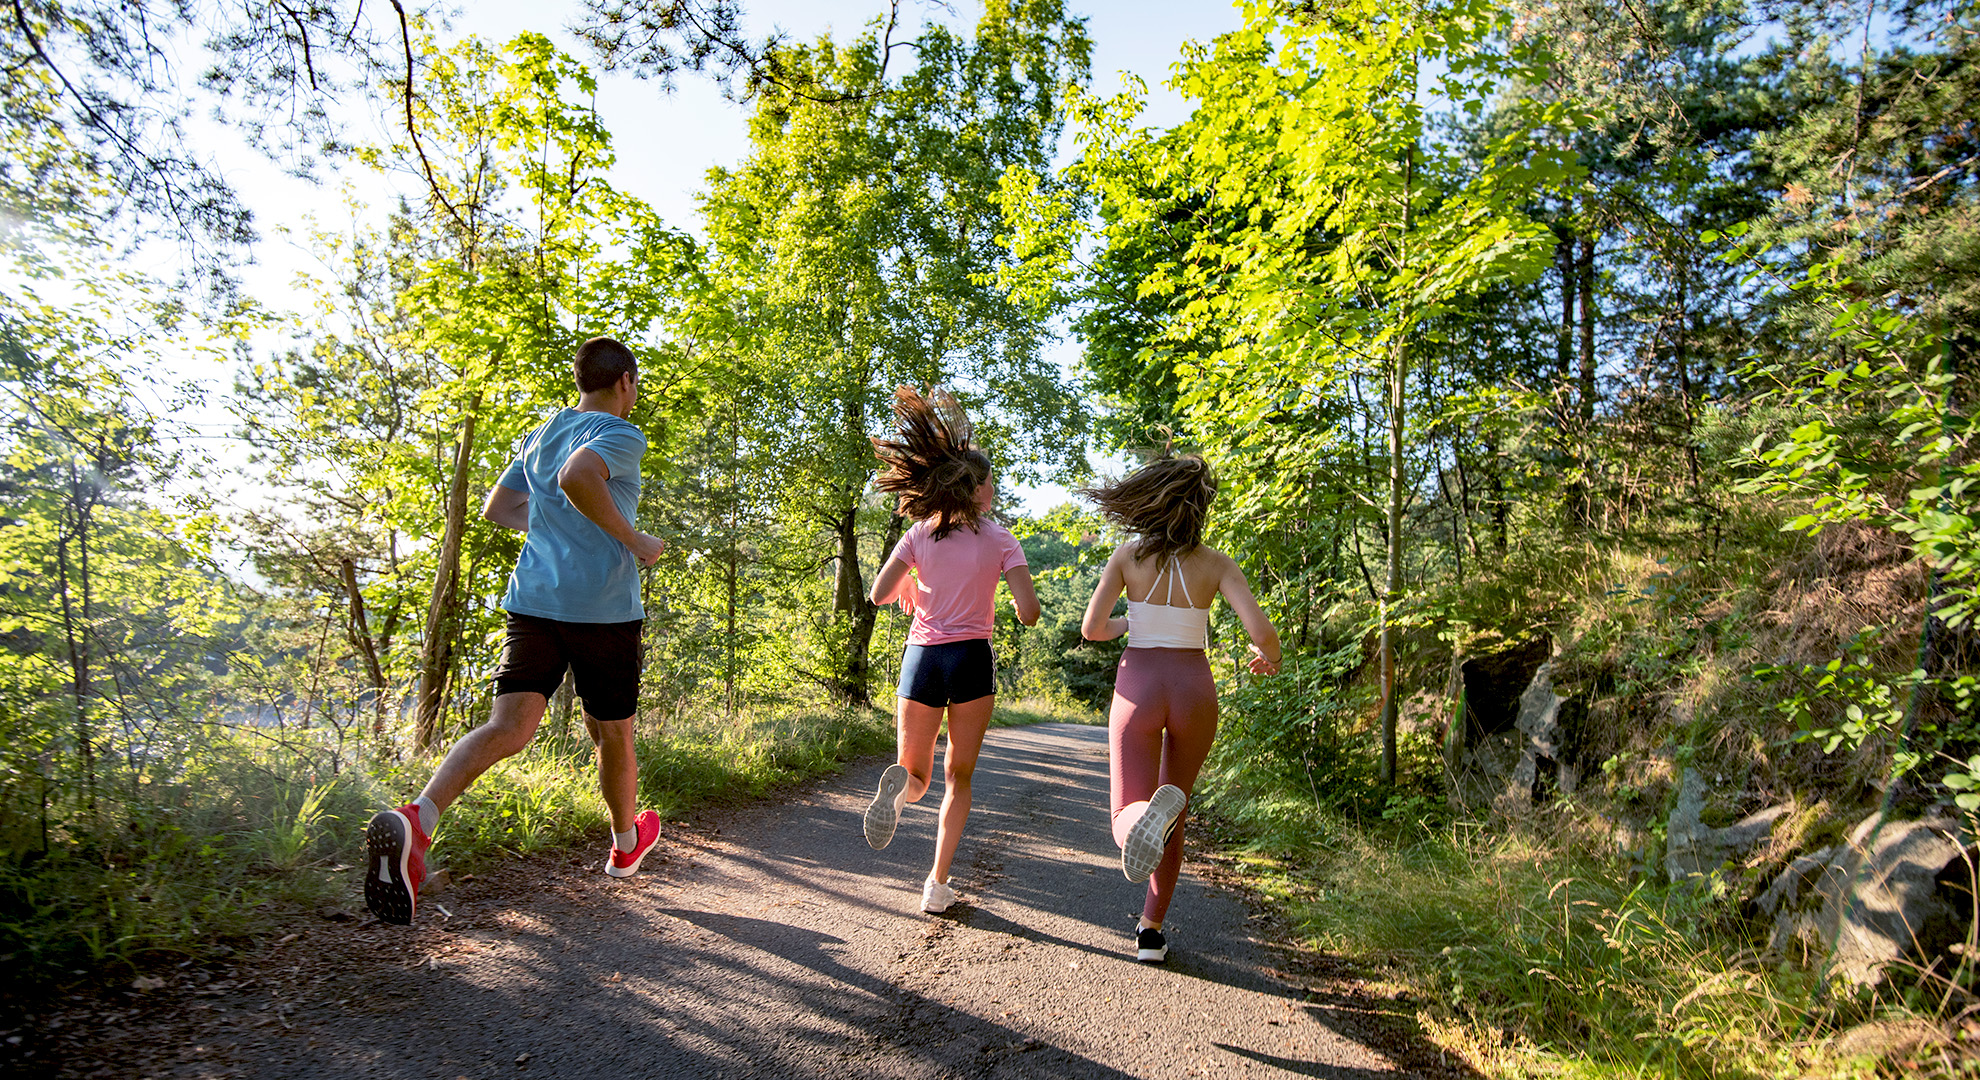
[574,337,637,393]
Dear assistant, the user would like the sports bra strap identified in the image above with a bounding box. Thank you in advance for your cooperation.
[1142,554,1200,609]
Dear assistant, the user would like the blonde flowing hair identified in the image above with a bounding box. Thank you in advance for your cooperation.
[871,386,992,540]
[1078,442,1217,563]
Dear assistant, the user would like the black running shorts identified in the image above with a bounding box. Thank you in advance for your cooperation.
[492,612,643,722]
[897,639,995,708]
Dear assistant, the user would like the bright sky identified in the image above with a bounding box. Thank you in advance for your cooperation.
[205,1,1243,513]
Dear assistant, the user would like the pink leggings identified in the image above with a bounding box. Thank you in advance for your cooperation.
[1108,647,1218,924]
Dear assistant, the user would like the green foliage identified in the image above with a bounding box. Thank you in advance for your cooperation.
[1730,244,1980,803]
[690,1,1093,703]
[1207,638,1396,812]
[999,509,1121,709]
[0,741,372,983]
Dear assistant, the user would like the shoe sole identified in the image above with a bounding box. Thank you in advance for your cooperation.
[1137,944,1169,963]
[1122,785,1187,883]
[864,764,910,850]
[606,812,660,878]
[364,809,417,925]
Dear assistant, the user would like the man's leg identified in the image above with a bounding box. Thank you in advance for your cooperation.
[367,691,549,924]
[417,691,550,813]
[585,713,637,834]
[568,618,656,875]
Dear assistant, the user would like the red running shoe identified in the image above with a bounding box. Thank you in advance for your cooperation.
[364,804,431,925]
[606,809,662,877]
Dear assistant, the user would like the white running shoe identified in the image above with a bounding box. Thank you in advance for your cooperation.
[1121,784,1187,883]
[921,876,956,914]
[864,764,911,850]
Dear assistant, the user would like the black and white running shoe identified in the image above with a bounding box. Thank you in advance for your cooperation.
[1136,925,1168,963]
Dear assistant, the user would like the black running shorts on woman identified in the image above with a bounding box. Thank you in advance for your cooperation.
[492,612,643,722]
[896,638,995,707]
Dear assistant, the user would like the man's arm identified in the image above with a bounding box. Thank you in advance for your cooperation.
[482,483,530,533]
[557,447,665,567]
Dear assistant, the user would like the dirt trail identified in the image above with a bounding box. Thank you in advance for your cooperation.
[36,722,1460,1079]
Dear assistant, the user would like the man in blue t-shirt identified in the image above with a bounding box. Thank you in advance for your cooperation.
[364,337,668,925]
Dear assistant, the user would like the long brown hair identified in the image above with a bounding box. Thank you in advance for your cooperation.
[872,386,992,540]
[1078,445,1216,563]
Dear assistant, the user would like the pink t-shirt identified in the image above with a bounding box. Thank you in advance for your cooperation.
[891,518,1028,646]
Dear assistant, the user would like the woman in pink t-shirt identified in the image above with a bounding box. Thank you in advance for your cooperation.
[863,387,1040,914]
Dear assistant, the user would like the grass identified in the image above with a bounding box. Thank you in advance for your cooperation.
[0,694,1096,991]
[1198,764,1976,1079]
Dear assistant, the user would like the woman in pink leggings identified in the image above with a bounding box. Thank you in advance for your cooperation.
[1079,451,1280,962]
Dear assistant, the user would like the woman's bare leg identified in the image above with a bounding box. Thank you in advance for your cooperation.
[930,694,995,883]
[895,697,946,804]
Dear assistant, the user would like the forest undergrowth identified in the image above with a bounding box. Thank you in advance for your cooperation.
[1194,516,1978,1080]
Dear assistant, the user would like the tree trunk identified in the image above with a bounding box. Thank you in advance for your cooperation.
[415,392,482,751]
[830,504,904,707]
[341,558,390,734]
[1675,261,1701,496]
[1379,142,1415,789]
[553,670,576,744]
[1555,233,1575,385]
[1577,233,1597,427]
[55,463,96,814]
[1381,334,1405,789]
[724,397,741,718]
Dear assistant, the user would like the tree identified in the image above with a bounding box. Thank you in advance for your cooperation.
[0,237,232,853]
[697,0,1091,704]
[1008,0,1583,783]
[242,28,701,748]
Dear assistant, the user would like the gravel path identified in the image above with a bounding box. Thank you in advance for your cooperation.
[45,722,1427,1079]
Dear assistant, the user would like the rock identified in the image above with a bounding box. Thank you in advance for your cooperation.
[1494,664,1566,813]
[1443,637,1552,809]
[423,868,453,897]
[1755,847,1833,922]
[1818,814,1966,985]
[1764,813,1971,985]
[1664,767,1789,882]
[1828,1019,1947,1063]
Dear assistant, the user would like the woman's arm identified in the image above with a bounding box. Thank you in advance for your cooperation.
[870,556,915,609]
[1218,555,1282,674]
[1005,565,1041,626]
[1081,548,1130,641]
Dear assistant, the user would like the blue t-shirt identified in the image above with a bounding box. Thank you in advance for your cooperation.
[496,408,648,624]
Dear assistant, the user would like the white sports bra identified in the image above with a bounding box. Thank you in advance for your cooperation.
[1125,555,1210,650]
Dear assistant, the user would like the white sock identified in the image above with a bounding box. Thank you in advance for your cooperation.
[414,796,440,834]
[613,824,638,852]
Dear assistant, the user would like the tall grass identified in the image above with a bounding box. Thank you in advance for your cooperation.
[1200,768,1975,1078]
